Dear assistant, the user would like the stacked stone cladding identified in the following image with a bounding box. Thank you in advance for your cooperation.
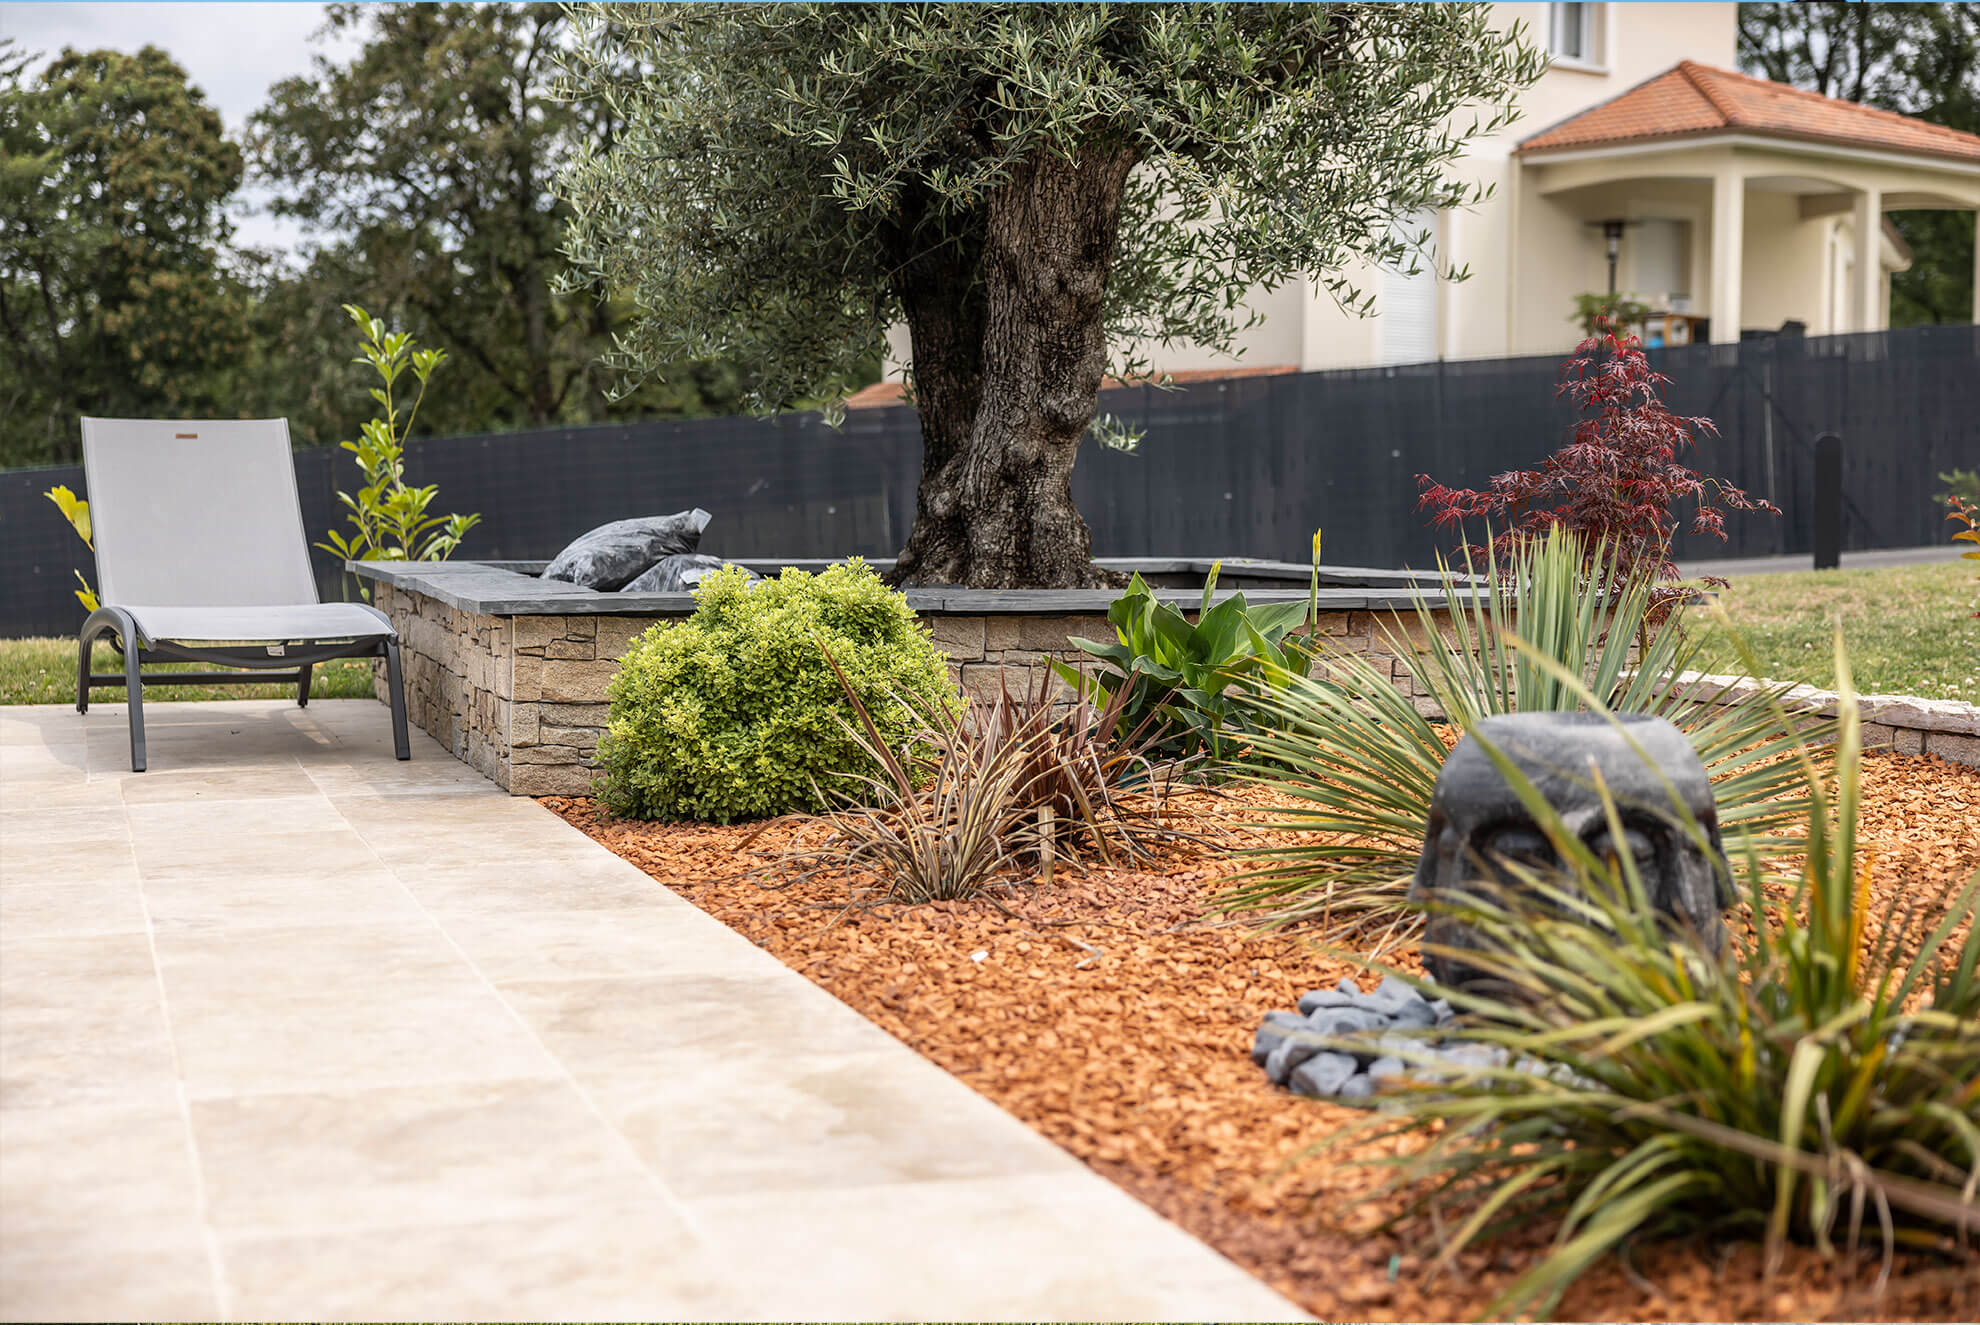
[372,584,1466,796]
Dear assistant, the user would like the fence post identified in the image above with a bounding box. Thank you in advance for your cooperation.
[1812,432,1843,571]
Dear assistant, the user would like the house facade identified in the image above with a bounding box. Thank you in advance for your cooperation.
[862,1,1980,400]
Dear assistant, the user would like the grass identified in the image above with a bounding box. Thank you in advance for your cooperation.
[0,637,378,706]
[1688,560,1979,702]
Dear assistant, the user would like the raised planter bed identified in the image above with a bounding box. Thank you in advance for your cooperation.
[353,556,1472,795]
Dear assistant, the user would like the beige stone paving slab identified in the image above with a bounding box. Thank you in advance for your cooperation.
[165,989,566,1101]
[432,905,782,985]
[590,1044,1077,1201]
[0,836,139,888]
[0,1100,203,1239]
[0,748,89,789]
[0,805,130,849]
[0,878,148,939]
[130,825,385,883]
[684,1171,1311,1322]
[218,1199,745,1322]
[143,867,426,933]
[152,920,498,1017]
[500,972,888,1084]
[126,792,352,839]
[0,934,178,1112]
[117,763,320,804]
[0,1226,219,1324]
[394,856,682,914]
[189,1077,656,1233]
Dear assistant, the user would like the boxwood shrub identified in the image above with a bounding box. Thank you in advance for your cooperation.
[596,560,955,822]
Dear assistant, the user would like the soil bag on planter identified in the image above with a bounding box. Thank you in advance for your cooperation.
[620,554,752,594]
[541,509,711,590]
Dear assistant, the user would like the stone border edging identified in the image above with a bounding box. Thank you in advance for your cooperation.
[1671,670,1979,764]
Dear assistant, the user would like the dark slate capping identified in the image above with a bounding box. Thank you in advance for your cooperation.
[351,559,1478,618]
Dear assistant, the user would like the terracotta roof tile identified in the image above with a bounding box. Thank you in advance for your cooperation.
[843,363,1297,410]
[1519,61,1980,165]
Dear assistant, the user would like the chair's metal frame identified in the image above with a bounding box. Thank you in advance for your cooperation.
[77,605,410,773]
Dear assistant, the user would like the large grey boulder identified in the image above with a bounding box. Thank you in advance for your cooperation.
[541,510,711,590]
[1408,712,1730,990]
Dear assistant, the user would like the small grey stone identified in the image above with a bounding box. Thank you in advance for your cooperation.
[1251,1011,1306,1066]
[1265,1032,1329,1085]
[1367,1056,1407,1081]
[1336,977,1362,996]
[1288,1051,1359,1098]
[1297,989,1352,1014]
[1439,1042,1509,1073]
[1371,975,1429,1009]
[1306,1007,1387,1033]
[1335,1074,1376,1100]
[1376,1033,1420,1060]
[1390,1000,1438,1029]
[1429,999,1455,1023]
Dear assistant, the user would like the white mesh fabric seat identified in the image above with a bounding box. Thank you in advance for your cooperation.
[120,603,393,646]
[76,418,410,771]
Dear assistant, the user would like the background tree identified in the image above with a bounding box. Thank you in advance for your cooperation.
[0,42,251,466]
[248,2,751,443]
[559,3,1545,588]
[1739,2,1980,326]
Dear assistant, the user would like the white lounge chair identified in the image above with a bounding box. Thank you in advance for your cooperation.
[76,418,410,771]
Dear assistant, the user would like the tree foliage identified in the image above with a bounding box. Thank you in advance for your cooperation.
[1738,2,1980,327]
[0,42,251,465]
[559,3,1545,587]
[246,2,759,444]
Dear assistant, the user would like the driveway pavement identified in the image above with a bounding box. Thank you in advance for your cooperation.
[0,699,1305,1323]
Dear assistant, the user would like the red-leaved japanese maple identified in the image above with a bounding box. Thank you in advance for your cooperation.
[1416,322,1777,592]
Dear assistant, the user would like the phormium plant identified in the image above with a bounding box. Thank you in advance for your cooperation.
[1416,320,1777,599]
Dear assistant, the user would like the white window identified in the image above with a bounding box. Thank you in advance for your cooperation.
[1378,212,1439,366]
[1547,3,1603,67]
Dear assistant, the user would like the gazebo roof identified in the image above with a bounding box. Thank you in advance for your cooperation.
[1518,61,1980,167]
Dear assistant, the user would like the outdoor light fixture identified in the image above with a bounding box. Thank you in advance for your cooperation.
[1586,218,1635,294]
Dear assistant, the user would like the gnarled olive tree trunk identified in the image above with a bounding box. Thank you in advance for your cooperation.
[888,150,1134,589]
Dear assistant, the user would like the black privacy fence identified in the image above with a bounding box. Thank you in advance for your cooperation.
[4,324,1975,638]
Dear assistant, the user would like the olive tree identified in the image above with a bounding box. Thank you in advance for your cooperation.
[559,4,1544,587]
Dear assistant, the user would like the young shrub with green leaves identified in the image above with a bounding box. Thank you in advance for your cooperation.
[1051,560,1317,760]
[317,305,480,589]
[1221,529,1815,935]
[1322,644,1979,1319]
[597,561,954,823]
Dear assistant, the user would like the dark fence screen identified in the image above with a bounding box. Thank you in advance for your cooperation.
[4,324,1974,638]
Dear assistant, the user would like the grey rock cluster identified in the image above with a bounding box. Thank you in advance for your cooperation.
[1253,975,1458,1101]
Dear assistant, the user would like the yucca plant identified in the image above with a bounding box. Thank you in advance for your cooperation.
[1218,528,1817,935]
[771,657,1180,905]
[1318,639,1978,1319]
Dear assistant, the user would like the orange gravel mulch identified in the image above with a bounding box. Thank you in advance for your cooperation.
[544,751,1980,1323]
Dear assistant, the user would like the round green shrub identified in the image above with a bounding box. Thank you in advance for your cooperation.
[596,559,955,822]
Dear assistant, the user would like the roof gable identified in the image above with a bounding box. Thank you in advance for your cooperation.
[1519,61,1980,166]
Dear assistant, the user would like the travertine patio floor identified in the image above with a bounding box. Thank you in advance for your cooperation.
[0,700,1306,1323]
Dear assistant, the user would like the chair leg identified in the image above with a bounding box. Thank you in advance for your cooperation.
[384,639,411,761]
[123,636,147,773]
[76,629,92,715]
[296,663,314,708]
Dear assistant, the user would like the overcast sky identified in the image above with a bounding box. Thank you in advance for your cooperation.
[2,3,350,253]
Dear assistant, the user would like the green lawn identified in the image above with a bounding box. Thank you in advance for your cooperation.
[1688,560,1979,702]
[0,638,379,706]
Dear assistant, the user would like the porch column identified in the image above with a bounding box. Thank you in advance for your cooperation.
[1709,169,1744,343]
[1852,187,1882,332]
